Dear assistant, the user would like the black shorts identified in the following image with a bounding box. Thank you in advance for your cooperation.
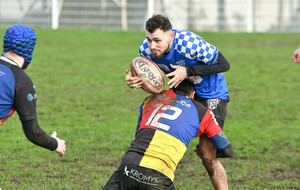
[194,96,230,129]
[103,163,175,190]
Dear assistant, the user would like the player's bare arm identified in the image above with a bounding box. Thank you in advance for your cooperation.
[194,140,233,159]
[193,107,233,159]
[187,52,230,76]
[125,69,143,88]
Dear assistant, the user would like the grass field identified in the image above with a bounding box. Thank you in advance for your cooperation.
[0,28,299,189]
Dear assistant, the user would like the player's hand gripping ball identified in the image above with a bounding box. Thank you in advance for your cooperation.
[131,56,165,94]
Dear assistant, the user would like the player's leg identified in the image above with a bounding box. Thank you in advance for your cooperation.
[199,134,228,190]
[208,97,230,157]
[195,96,230,189]
[195,96,230,157]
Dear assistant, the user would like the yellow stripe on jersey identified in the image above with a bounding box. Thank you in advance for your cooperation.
[139,130,187,181]
[142,96,152,109]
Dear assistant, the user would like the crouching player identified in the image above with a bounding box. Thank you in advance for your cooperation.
[103,80,233,190]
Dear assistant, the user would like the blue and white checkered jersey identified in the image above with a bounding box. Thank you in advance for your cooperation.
[139,29,229,100]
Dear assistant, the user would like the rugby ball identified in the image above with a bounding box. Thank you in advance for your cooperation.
[131,56,165,94]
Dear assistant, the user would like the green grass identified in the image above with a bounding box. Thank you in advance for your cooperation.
[0,28,299,189]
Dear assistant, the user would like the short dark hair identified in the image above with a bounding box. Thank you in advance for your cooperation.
[146,14,172,33]
[172,80,195,97]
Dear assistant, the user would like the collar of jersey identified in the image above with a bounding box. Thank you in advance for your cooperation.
[0,56,19,67]
[162,39,175,60]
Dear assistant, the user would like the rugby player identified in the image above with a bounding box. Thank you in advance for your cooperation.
[0,24,66,156]
[103,80,233,189]
[126,15,231,189]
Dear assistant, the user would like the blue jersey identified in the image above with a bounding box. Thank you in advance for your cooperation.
[139,29,229,99]
[0,56,37,126]
[0,62,15,120]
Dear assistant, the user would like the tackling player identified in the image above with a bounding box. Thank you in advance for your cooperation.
[103,80,233,189]
[126,15,231,189]
[0,24,66,156]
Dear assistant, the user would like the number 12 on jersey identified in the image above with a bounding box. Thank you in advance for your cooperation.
[145,103,182,131]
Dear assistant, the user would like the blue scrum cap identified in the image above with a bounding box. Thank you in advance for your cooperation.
[3,24,36,68]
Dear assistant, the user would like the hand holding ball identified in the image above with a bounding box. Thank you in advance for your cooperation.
[131,57,165,94]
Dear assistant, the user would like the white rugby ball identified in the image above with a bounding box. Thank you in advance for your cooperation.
[131,56,165,94]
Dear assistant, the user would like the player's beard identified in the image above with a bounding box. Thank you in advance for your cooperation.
[152,42,171,60]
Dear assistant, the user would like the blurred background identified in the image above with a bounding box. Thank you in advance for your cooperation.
[0,0,300,32]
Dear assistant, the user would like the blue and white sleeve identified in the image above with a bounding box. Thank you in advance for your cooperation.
[176,31,219,65]
[138,39,152,57]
